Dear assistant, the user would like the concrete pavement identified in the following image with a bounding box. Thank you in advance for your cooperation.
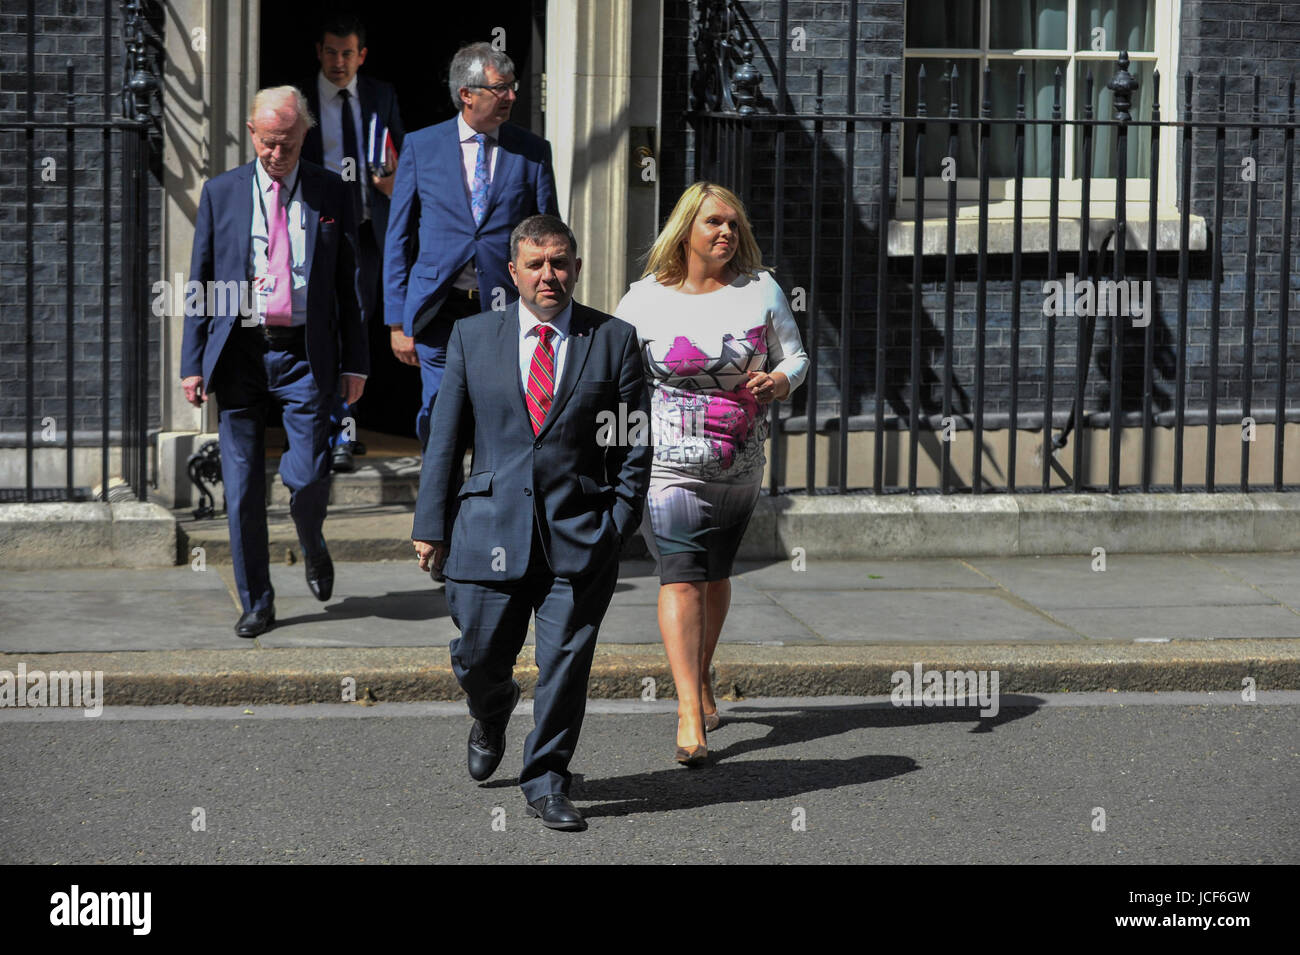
[4,552,1300,703]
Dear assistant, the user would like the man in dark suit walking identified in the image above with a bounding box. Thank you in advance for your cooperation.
[181,86,368,637]
[384,41,559,446]
[302,14,404,471]
[412,215,650,831]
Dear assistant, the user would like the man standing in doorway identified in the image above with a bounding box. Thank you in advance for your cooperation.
[384,41,558,447]
[303,13,405,471]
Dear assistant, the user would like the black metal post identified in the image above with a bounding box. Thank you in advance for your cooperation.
[1142,72,1161,492]
[768,0,788,499]
[1043,68,1062,490]
[909,65,927,494]
[1208,74,1227,491]
[1074,72,1095,491]
[973,66,991,493]
[1241,75,1260,491]
[1175,72,1192,491]
[65,61,76,497]
[1009,67,1025,493]
[942,65,958,494]
[1277,77,1296,490]
[1108,52,1137,493]
[24,0,35,501]
[874,74,892,495]
[838,0,857,493]
[806,69,824,494]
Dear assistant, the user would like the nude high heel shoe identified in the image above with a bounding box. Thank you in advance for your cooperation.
[675,716,708,766]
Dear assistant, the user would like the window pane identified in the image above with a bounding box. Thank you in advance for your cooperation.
[906,0,980,48]
[902,58,981,177]
[988,59,1067,177]
[1077,0,1155,52]
[1074,61,1156,177]
[989,0,1068,50]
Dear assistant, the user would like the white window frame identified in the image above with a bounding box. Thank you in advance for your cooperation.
[898,0,1181,220]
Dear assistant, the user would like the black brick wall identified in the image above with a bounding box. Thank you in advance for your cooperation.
[660,0,1300,435]
[0,0,161,441]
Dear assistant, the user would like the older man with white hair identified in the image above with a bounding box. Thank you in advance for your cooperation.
[180,85,369,637]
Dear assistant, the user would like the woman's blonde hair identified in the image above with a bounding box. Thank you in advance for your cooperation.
[642,181,769,287]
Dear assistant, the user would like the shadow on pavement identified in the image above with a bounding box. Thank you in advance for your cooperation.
[276,589,448,626]
[573,754,921,817]
[714,700,1044,759]
[562,700,1043,818]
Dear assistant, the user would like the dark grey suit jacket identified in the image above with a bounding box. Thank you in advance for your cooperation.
[412,301,651,582]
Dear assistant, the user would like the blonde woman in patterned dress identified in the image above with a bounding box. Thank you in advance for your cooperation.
[615,182,808,765]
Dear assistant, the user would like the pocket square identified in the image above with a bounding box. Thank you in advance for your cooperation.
[319,215,336,224]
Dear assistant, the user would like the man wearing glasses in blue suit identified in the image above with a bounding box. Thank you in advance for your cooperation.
[383,41,559,448]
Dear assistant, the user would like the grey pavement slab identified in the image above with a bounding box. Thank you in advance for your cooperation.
[1048,604,1300,642]
[257,561,457,648]
[0,568,224,592]
[10,554,1300,654]
[612,560,768,605]
[768,589,1083,643]
[966,554,1278,610]
[596,598,820,645]
[0,568,238,652]
[1194,552,1300,608]
[733,558,999,592]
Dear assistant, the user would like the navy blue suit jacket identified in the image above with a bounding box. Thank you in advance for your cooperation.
[412,302,651,582]
[302,73,405,251]
[383,118,559,336]
[180,159,369,395]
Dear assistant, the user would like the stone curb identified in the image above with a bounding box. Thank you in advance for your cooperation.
[0,501,177,569]
[2,640,1297,707]
[11,493,1300,568]
[176,493,1300,566]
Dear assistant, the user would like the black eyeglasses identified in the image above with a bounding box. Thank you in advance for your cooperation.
[470,81,519,97]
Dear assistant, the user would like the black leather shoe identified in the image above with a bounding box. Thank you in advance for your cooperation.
[331,443,355,472]
[467,681,521,781]
[235,606,274,638]
[526,794,587,832]
[351,439,367,456]
[305,547,334,602]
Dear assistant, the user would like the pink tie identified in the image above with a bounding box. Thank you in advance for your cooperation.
[265,178,293,326]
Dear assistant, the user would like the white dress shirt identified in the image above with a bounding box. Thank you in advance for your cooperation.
[454,113,500,291]
[518,299,572,399]
[317,72,369,222]
[250,160,307,327]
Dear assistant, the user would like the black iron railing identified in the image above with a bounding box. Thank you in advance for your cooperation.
[2,0,159,503]
[687,2,1300,496]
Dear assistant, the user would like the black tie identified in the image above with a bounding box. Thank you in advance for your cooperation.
[339,88,363,223]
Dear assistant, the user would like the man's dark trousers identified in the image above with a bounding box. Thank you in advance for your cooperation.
[215,328,333,613]
[413,288,482,446]
[444,522,619,803]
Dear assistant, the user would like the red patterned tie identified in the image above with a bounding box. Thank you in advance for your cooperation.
[525,325,555,435]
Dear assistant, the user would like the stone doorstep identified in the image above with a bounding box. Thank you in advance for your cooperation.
[267,458,423,507]
[3,641,1298,705]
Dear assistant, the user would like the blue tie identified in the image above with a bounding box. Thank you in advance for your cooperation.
[471,133,490,225]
